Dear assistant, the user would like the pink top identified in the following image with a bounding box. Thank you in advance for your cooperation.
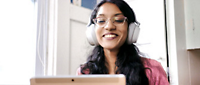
[76,58,169,85]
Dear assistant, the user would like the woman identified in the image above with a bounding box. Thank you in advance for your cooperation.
[76,0,169,85]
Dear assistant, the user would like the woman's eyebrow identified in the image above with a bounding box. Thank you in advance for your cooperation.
[97,14,105,17]
[114,13,123,16]
[97,13,123,17]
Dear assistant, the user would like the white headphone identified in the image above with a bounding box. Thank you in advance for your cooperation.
[86,22,140,46]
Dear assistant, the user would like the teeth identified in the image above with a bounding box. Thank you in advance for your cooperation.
[104,34,116,38]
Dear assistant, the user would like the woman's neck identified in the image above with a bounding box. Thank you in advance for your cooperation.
[103,49,119,74]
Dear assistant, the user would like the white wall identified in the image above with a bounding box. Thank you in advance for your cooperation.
[167,0,200,85]
[69,4,94,74]
[50,0,93,75]
[184,0,200,50]
[68,4,94,75]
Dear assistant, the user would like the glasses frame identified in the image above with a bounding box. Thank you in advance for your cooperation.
[93,16,127,27]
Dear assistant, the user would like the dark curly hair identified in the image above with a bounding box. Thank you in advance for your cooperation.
[81,0,149,85]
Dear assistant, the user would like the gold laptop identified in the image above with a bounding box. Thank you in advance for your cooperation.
[30,74,126,85]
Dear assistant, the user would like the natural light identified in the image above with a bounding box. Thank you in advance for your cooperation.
[0,0,36,85]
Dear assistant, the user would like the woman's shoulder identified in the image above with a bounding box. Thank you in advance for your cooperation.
[141,57,166,75]
[141,57,162,68]
[141,57,169,85]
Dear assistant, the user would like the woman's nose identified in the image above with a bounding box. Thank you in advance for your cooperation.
[104,20,116,31]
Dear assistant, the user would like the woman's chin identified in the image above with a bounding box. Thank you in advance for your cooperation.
[101,44,120,51]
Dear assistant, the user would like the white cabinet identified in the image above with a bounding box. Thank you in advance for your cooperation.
[185,0,200,50]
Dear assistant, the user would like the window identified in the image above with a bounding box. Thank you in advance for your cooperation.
[71,0,98,10]
[81,0,97,10]
[0,0,36,85]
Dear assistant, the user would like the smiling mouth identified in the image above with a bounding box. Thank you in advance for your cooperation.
[104,34,116,38]
[103,34,118,38]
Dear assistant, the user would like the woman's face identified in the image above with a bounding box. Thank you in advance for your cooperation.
[95,2,128,51]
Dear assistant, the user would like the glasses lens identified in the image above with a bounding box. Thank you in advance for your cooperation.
[113,16,126,25]
[93,16,126,27]
[93,17,106,27]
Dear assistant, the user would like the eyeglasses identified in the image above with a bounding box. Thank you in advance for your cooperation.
[93,16,127,27]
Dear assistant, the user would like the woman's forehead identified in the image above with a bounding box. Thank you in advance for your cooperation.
[96,2,123,17]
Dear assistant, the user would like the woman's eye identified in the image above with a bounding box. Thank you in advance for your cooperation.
[115,20,124,23]
[114,16,125,23]
[97,20,105,23]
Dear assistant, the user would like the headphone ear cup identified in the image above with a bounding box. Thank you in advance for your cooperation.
[127,22,140,44]
[86,24,99,46]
